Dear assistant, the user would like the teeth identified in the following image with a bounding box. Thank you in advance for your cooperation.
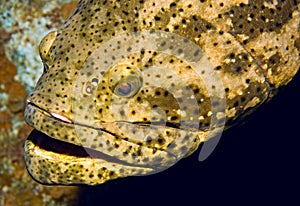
[50,112,73,123]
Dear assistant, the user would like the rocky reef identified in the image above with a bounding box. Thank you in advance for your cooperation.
[0,1,78,205]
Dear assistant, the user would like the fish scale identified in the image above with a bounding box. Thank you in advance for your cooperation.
[24,0,299,185]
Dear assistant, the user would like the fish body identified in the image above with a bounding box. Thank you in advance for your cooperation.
[24,0,300,185]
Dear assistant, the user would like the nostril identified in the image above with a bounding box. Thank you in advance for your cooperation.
[43,63,49,73]
[39,31,57,63]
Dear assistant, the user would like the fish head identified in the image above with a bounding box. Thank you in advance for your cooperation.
[24,26,225,185]
[24,0,300,185]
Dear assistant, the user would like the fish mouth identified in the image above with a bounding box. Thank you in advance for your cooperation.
[24,102,120,159]
[24,102,124,159]
[24,101,178,160]
[24,102,201,184]
[25,102,143,164]
[24,102,189,184]
[27,129,131,162]
[27,129,99,157]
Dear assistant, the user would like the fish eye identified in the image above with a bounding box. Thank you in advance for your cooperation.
[108,64,143,98]
[114,75,141,97]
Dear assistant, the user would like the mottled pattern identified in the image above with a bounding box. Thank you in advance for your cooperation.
[24,0,299,185]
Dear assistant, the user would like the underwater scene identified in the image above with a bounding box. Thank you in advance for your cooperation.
[0,1,79,205]
[0,0,299,205]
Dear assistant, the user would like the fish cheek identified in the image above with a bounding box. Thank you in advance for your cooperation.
[129,87,181,124]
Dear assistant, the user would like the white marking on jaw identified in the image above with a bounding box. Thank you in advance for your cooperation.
[50,112,73,123]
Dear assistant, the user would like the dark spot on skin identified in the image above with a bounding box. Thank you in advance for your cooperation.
[171,116,178,121]
[266,52,282,76]
[221,52,252,75]
[215,65,222,70]
[157,137,164,144]
[294,38,300,51]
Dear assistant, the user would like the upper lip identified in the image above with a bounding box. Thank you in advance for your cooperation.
[26,101,200,132]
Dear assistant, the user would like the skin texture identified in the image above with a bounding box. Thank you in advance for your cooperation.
[24,0,299,185]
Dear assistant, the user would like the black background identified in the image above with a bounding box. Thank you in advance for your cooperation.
[76,71,300,206]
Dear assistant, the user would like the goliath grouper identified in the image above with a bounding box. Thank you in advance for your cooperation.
[24,0,299,185]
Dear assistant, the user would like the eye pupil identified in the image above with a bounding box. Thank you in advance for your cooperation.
[114,75,142,97]
[108,64,142,97]
[118,82,132,95]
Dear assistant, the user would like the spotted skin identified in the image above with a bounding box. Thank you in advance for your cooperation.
[24,0,299,185]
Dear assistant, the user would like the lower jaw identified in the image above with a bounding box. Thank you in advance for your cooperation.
[23,129,154,185]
